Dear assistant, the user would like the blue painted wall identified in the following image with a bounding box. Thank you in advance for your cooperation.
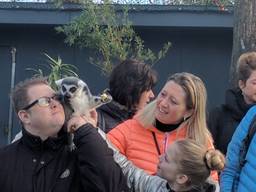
[0,24,232,145]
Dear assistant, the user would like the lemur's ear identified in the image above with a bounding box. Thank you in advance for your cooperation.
[78,79,87,87]
[55,79,63,88]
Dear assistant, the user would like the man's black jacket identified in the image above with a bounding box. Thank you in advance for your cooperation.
[0,124,128,192]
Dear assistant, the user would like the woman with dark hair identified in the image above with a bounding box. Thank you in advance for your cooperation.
[97,59,157,133]
[208,52,256,154]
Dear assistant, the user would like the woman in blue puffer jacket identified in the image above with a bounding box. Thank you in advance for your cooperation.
[221,105,256,192]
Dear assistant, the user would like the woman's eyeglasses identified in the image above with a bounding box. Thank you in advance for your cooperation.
[22,95,60,110]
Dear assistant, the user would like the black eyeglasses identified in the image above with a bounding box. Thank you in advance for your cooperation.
[22,95,59,110]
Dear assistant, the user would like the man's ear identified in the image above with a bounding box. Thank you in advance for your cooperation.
[176,174,188,185]
[18,110,30,125]
[238,80,246,90]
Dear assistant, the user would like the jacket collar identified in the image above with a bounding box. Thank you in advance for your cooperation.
[225,88,254,120]
[147,121,187,136]
[99,100,131,119]
[155,119,184,132]
[21,127,68,151]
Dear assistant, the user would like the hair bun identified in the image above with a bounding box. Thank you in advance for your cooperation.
[205,149,225,171]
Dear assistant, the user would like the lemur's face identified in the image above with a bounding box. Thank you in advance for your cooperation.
[56,77,91,101]
[61,84,79,99]
[55,77,112,113]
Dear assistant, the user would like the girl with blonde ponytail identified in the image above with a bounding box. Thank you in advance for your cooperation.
[108,138,225,192]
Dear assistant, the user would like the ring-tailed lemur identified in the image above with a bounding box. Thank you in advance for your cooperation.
[55,76,112,151]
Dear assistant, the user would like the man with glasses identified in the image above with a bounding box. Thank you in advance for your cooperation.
[0,77,128,192]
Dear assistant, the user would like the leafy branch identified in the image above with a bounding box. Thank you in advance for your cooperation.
[27,53,78,90]
[56,0,171,76]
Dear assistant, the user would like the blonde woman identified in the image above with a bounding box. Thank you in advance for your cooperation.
[108,72,218,180]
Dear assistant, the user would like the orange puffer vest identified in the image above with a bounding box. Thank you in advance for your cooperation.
[107,118,218,180]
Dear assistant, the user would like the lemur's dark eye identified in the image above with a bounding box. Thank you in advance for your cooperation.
[70,87,77,93]
[62,86,66,92]
[94,98,100,102]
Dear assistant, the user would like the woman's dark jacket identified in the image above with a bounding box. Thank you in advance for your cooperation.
[97,101,131,133]
[0,124,128,192]
[208,88,253,154]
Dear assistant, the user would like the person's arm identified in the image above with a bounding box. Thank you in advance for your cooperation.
[68,112,128,192]
[220,106,256,191]
[99,128,167,192]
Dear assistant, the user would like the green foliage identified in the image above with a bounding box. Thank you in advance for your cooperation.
[56,0,171,76]
[27,53,78,90]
